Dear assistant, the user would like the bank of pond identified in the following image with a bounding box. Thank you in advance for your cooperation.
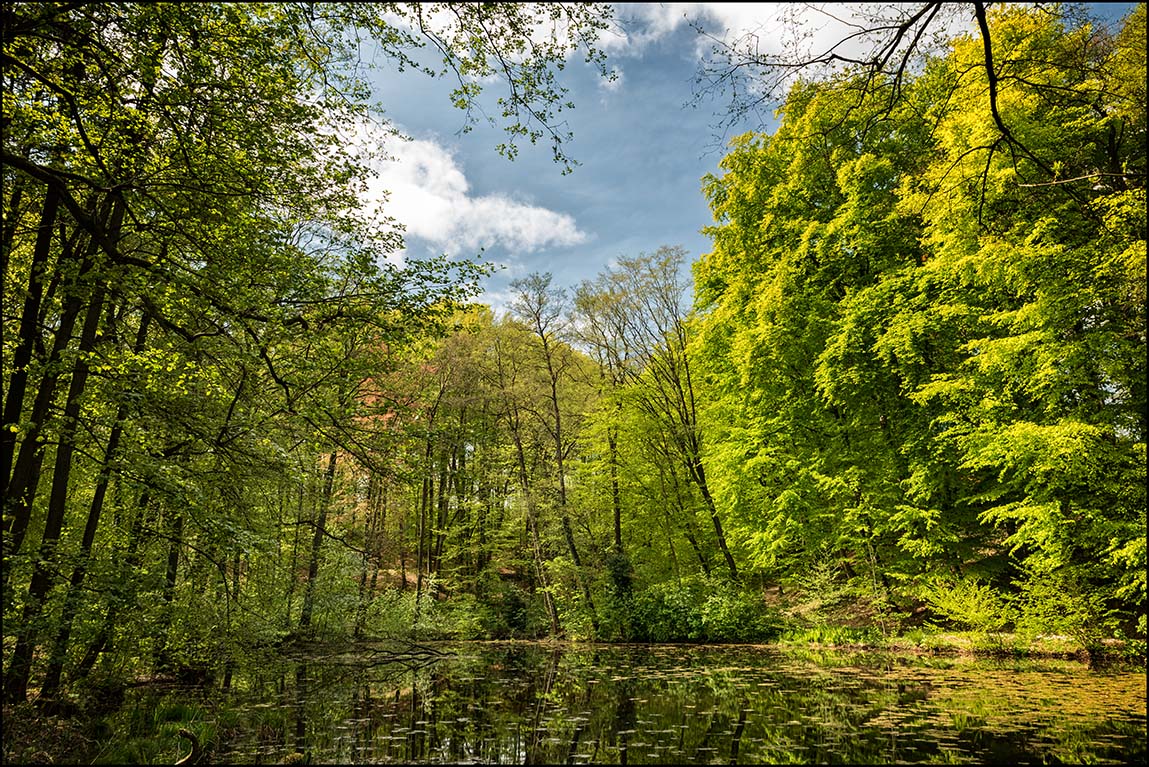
[4,639,1145,764]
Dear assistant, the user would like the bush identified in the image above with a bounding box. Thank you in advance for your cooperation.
[630,580,705,642]
[475,583,531,639]
[628,577,780,643]
[1012,567,1115,653]
[921,576,1013,634]
[701,590,782,642]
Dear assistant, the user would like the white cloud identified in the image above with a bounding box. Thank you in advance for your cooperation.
[595,3,976,109]
[358,129,588,257]
[604,3,973,64]
[600,3,781,56]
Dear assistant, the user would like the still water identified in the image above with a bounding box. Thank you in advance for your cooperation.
[138,642,1147,764]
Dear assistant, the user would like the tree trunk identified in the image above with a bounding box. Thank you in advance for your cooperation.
[283,482,305,631]
[1,184,57,487]
[40,311,150,697]
[2,245,91,585]
[542,337,598,631]
[433,450,449,574]
[690,455,738,581]
[298,451,337,633]
[4,279,107,703]
[608,426,623,553]
[513,434,559,635]
[153,509,184,672]
[0,173,27,287]
[71,491,152,683]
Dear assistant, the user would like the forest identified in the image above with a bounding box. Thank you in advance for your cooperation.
[2,0,1145,730]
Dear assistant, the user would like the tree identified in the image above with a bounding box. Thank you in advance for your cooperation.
[511,273,599,633]
[576,248,739,582]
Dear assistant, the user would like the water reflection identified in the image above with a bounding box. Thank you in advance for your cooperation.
[195,643,1145,764]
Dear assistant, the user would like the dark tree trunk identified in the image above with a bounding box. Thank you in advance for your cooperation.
[298,451,337,633]
[5,279,108,703]
[1,184,57,487]
[2,244,92,584]
[690,454,738,581]
[153,509,184,672]
[72,491,152,683]
[40,311,150,697]
[608,427,623,553]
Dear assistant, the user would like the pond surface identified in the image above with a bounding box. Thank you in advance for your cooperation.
[127,642,1146,764]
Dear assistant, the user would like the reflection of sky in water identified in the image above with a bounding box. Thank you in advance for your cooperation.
[204,643,1145,764]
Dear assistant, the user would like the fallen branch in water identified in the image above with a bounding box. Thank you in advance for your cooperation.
[174,728,200,766]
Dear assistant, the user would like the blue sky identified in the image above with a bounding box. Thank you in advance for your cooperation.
[361,3,1136,313]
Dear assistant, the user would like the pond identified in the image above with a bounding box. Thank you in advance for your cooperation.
[111,642,1145,764]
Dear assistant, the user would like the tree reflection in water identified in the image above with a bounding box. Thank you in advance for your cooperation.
[188,643,1146,764]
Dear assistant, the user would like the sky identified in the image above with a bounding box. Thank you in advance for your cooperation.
[359,3,1136,314]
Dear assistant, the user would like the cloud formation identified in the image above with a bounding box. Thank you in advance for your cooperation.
[363,134,588,257]
[604,3,973,63]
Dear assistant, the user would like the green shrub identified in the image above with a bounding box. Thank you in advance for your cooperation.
[628,577,780,643]
[1012,567,1115,653]
[921,577,1013,634]
[364,587,415,637]
[701,590,781,642]
[779,624,884,645]
[630,579,705,642]
[476,583,530,639]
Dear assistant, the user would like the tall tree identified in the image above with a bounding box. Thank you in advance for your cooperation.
[511,273,599,631]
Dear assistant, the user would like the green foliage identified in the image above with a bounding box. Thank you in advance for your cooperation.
[692,3,1146,645]
[922,577,1013,635]
[597,550,636,641]
[1,0,620,708]
[700,588,781,642]
[1011,567,1116,653]
[628,577,781,643]
[3,5,1144,737]
[630,579,706,642]
[778,624,886,647]
[545,557,598,641]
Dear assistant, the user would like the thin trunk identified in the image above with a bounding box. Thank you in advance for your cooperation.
[284,482,304,631]
[608,426,622,553]
[415,469,428,618]
[153,509,184,672]
[298,451,337,633]
[1,184,57,487]
[40,312,149,697]
[399,507,408,591]
[542,336,597,630]
[476,489,488,581]
[514,432,559,635]
[660,506,680,581]
[4,279,106,703]
[221,550,241,689]
[0,173,27,286]
[72,491,151,683]
[2,246,90,580]
[354,473,378,639]
[690,454,738,581]
[683,518,711,577]
[433,450,449,574]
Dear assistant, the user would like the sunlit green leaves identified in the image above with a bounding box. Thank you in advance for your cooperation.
[694,4,1146,634]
